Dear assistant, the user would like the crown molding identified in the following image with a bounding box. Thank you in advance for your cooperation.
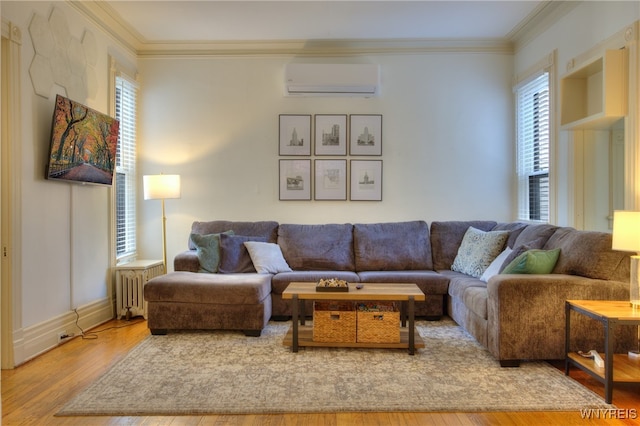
[68,0,142,55]
[136,38,514,58]
[510,1,582,53]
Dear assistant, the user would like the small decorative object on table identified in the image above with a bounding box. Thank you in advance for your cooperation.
[315,278,349,292]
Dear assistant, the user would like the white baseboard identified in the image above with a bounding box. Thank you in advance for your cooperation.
[13,298,115,366]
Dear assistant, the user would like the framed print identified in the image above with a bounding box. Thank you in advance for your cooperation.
[314,159,347,200]
[350,114,382,156]
[279,159,311,200]
[314,114,347,156]
[350,160,382,201]
[279,114,311,156]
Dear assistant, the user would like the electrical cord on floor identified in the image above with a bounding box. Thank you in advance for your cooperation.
[73,308,145,340]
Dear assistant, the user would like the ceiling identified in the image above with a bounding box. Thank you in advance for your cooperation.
[102,1,548,43]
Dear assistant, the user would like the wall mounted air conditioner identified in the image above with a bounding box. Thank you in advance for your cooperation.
[284,63,380,97]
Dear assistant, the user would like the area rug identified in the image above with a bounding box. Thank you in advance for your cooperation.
[57,318,610,416]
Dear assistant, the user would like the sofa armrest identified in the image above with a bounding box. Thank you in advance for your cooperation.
[487,274,631,362]
[174,250,200,273]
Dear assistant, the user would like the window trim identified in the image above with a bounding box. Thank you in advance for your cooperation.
[513,51,556,224]
[109,58,139,265]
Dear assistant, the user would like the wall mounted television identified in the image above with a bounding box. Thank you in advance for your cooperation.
[45,94,120,186]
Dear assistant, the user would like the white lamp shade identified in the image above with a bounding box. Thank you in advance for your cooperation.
[143,174,181,200]
[612,210,640,253]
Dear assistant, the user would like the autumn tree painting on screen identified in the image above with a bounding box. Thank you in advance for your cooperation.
[46,94,120,185]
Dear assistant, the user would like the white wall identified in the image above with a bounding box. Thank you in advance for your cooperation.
[514,1,640,226]
[1,1,136,364]
[136,53,515,266]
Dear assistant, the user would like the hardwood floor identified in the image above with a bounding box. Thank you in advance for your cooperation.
[2,318,639,425]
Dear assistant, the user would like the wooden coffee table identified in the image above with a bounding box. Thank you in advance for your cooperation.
[282,282,425,355]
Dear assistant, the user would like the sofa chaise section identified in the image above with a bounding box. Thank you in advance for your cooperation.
[144,272,272,336]
[145,221,279,335]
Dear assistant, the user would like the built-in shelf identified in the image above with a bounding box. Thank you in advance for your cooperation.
[560,49,627,130]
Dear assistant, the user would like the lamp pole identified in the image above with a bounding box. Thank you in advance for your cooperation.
[161,197,168,274]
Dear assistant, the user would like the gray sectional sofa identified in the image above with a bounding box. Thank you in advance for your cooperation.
[144,219,635,366]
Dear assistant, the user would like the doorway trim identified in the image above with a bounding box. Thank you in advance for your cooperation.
[1,18,23,369]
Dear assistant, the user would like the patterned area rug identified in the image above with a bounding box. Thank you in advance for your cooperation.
[57,318,610,416]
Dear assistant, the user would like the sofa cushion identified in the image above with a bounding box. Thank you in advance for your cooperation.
[188,221,278,249]
[544,227,630,282]
[430,221,497,271]
[511,223,558,250]
[451,227,508,278]
[277,223,355,270]
[189,230,234,273]
[353,221,432,271]
[501,248,560,274]
[145,272,271,304]
[492,222,528,249]
[218,234,268,274]
[244,242,292,274]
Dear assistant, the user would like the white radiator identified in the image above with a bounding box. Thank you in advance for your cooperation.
[115,260,164,319]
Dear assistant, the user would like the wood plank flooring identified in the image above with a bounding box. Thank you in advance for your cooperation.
[2,318,639,425]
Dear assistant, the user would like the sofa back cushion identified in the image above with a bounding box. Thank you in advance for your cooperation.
[353,221,432,271]
[544,227,630,282]
[430,221,497,271]
[492,222,528,248]
[511,223,558,250]
[188,221,278,249]
[278,223,355,271]
[218,234,268,274]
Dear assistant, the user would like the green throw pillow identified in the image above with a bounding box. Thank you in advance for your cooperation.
[501,248,560,275]
[190,230,234,273]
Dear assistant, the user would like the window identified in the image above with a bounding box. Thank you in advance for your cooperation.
[516,72,550,222]
[114,74,138,260]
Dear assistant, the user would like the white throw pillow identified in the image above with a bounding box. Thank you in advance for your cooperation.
[451,227,509,278]
[480,246,512,282]
[244,241,292,274]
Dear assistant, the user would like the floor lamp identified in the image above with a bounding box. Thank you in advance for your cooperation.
[612,210,640,357]
[143,174,181,274]
[612,210,640,308]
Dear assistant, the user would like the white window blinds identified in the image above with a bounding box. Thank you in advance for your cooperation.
[516,72,550,222]
[115,75,138,259]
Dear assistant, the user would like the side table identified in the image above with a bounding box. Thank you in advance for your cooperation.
[115,260,164,319]
[565,300,640,403]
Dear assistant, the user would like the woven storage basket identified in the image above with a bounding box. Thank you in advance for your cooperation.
[313,301,356,343]
[356,302,400,343]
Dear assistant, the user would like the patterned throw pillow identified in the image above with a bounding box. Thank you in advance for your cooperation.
[451,227,509,278]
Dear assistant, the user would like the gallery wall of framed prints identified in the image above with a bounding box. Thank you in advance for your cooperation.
[278,114,382,201]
